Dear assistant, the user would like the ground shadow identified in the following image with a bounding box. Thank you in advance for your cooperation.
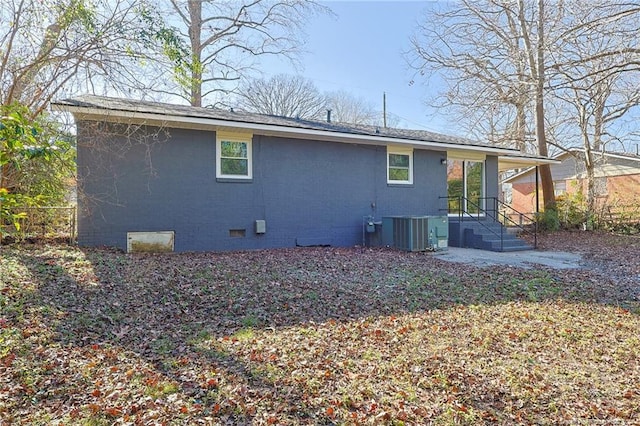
[4,240,640,423]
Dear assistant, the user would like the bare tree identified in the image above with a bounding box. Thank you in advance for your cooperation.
[236,74,327,119]
[408,0,640,212]
[235,74,386,125]
[517,0,555,211]
[408,0,557,209]
[155,1,329,107]
[0,0,158,116]
[550,1,640,213]
[408,1,535,152]
[325,90,381,126]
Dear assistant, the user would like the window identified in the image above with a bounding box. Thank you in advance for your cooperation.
[216,132,252,179]
[446,156,486,214]
[387,147,413,184]
[465,161,484,213]
[554,181,566,196]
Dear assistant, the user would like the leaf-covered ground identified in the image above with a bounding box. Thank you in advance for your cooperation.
[1,231,639,425]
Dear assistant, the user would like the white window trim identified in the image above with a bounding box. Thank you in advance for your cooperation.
[216,131,253,180]
[554,180,567,196]
[387,146,414,184]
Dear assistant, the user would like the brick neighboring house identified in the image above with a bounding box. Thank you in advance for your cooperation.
[502,149,640,215]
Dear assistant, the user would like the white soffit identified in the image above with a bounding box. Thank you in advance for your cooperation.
[498,156,559,171]
[447,151,486,161]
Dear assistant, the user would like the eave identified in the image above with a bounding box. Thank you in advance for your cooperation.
[498,155,559,171]
[53,100,557,169]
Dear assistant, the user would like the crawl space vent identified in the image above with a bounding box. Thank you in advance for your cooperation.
[127,231,175,253]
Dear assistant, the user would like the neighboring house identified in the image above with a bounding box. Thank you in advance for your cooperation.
[503,149,640,214]
[54,95,554,252]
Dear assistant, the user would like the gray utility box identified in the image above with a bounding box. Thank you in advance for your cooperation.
[382,216,449,252]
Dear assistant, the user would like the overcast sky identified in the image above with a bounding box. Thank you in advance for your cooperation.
[256,1,453,133]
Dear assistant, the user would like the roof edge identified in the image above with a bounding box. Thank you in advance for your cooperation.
[54,99,529,158]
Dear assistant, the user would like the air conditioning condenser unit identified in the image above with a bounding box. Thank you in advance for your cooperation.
[381,216,448,251]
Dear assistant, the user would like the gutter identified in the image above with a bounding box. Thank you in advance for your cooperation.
[53,103,530,158]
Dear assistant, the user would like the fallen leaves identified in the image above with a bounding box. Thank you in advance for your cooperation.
[0,232,639,424]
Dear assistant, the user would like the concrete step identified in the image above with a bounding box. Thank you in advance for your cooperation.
[498,245,534,252]
[482,239,533,252]
[463,229,520,243]
[460,221,533,252]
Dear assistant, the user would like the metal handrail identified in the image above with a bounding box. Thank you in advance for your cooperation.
[489,197,537,249]
[439,195,504,251]
[439,196,538,250]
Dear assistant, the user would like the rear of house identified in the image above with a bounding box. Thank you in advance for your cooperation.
[56,95,552,252]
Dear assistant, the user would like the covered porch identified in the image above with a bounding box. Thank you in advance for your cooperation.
[442,152,557,252]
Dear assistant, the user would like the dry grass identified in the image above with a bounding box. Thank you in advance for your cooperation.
[1,231,639,424]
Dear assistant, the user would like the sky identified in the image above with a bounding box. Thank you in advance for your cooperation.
[255,0,452,133]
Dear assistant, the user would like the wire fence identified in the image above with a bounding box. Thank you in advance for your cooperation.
[1,206,76,244]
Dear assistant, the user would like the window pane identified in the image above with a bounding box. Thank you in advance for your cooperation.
[446,160,484,214]
[447,160,464,213]
[466,161,483,214]
[389,168,409,181]
[221,141,247,158]
[221,158,248,175]
[389,154,409,167]
[554,181,566,196]
[447,160,464,196]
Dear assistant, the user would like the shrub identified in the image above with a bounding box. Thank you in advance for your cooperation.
[1,103,75,239]
[536,208,560,231]
[556,193,588,229]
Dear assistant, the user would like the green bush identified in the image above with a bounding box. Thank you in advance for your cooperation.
[556,192,588,229]
[1,103,75,239]
[536,209,560,231]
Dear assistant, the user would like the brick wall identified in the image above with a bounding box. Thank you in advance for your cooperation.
[510,174,640,215]
[511,182,538,213]
[77,121,456,252]
[606,174,640,206]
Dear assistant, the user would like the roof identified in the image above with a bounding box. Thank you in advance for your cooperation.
[502,148,640,183]
[53,95,556,169]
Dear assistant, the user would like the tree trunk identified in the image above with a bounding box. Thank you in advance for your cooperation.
[580,83,605,216]
[584,147,596,219]
[534,91,555,210]
[519,0,555,210]
[187,0,202,107]
[8,22,61,109]
[582,108,597,217]
[588,92,605,215]
[515,101,526,151]
[536,0,555,210]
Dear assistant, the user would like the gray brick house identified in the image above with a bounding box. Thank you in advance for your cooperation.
[55,95,554,252]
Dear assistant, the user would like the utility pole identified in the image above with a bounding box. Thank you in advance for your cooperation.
[383,92,387,128]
